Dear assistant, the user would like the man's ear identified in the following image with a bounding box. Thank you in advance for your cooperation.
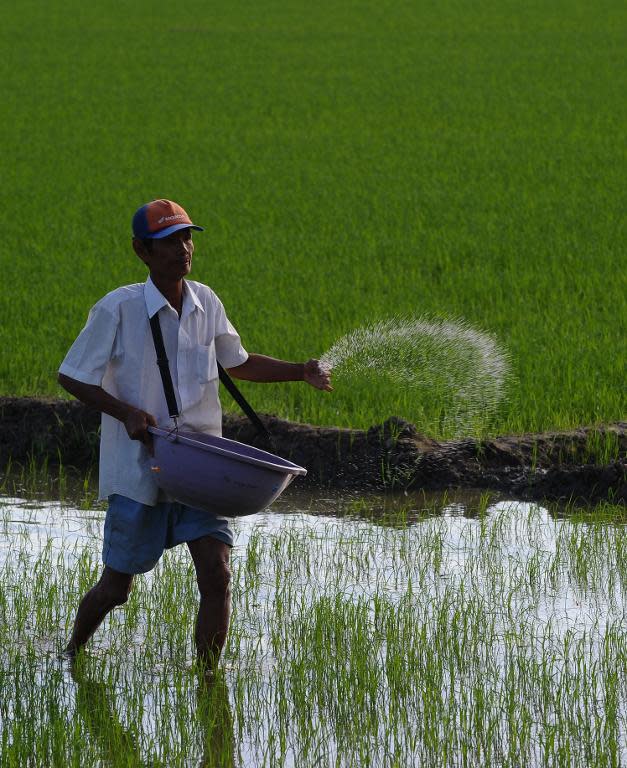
[132,237,150,267]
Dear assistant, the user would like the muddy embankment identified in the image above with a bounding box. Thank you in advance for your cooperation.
[0,397,625,503]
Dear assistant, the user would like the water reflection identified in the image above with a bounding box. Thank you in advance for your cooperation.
[72,661,145,766]
[71,660,236,767]
[0,461,618,532]
[196,670,237,768]
[274,486,510,526]
[1,487,624,767]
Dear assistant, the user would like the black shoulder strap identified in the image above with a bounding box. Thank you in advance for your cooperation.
[149,312,272,445]
[217,362,272,443]
[149,313,180,419]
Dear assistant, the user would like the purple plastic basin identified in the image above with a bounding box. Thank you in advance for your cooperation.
[148,427,307,517]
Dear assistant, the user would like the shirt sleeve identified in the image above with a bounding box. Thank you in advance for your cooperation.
[58,302,119,386]
[213,298,249,369]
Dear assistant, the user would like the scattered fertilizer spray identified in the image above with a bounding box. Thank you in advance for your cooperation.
[320,316,513,436]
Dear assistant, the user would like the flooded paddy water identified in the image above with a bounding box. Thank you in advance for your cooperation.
[0,486,625,767]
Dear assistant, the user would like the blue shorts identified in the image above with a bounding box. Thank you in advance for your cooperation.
[102,494,233,575]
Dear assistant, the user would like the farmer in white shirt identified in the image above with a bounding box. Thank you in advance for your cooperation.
[58,199,332,666]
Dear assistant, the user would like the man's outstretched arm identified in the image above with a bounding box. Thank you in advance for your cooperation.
[226,355,332,391]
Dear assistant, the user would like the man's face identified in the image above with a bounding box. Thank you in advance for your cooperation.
[134,228,195,282]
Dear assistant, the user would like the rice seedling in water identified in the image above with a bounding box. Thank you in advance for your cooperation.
[0,493,625,766]
[320,315,513,435]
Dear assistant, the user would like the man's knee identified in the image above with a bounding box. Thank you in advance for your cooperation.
[95,570,133,608]
[196,556,231,598]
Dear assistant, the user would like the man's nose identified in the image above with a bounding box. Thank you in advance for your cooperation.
[176,235,191,252]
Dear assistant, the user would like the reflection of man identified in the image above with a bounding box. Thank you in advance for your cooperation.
[73,661,235,767]
[59,199,332,666]
[197,670,237,768]
[73,664,145,766]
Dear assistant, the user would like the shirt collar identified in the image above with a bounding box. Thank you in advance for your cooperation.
[144,276,168,319]
[144,277,204,319]
[182,280,204,318]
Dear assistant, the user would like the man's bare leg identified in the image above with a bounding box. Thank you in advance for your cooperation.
[65,566,134,657]
[187,536,232,669]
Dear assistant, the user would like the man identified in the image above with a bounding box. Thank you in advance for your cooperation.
[58,199,332,666]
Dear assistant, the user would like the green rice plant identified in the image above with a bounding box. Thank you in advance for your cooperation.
[1,0,626,438]
[584,429,622,466]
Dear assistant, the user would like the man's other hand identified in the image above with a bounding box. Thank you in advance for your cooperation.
[57,375,159,453]
[304,359,333,391]
[124,408,158,453]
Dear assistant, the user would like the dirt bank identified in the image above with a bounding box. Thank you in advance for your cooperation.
[0,397,624,503]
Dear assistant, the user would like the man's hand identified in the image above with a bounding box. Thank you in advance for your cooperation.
[58,374,159,453]
[228,354,333,390]
[304,359,333,391]
[123,407,157,453]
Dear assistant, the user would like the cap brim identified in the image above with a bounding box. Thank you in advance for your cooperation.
[148,222,204,239]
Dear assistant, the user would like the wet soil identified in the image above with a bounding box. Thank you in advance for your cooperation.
[0,397,624,503]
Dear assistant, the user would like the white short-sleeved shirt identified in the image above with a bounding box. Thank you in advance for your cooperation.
[59,277,248,505]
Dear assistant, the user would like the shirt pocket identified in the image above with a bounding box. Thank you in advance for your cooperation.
[196,342,219,383]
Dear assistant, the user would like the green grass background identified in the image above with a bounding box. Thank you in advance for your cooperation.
[1,0,625,436]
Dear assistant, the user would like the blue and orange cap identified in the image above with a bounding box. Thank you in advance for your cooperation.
[132,199,204,239]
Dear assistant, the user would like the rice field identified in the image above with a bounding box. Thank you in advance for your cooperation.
[1,489,625,766]
[1,0,626,437]
[2,4,625,763]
